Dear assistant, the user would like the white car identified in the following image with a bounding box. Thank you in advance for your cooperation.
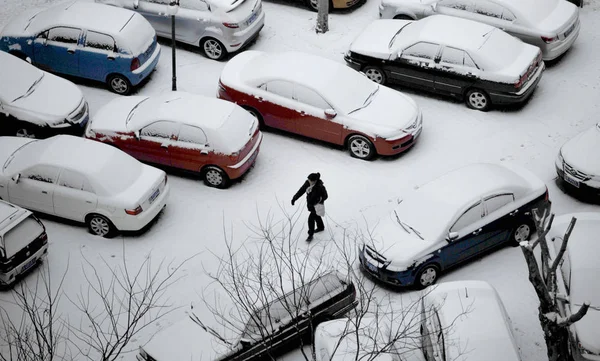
[548,213,600,361]
[0,52,89,138]
[359,162,550,288]
[315,280,522,361]
[97,0,265,60]
[378,0,580,61]
[0,135,169,237]
[218,51,423,160]
[556,122,600,194]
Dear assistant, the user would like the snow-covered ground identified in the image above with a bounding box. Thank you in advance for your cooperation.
[1,0,600,360]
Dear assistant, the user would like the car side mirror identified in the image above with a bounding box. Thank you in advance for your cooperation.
[11,173,21,184]
[133,0,139,9]
[431,3,437,11]
[134,130,140,140]
[239,338,252,349]
[324,109,337,119]
[446,232,458,242]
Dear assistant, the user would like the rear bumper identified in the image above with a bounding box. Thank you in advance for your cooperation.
[543,19,580,61]
[111,184,170,231]
[0,244,48,286]
[129,44,161,86]
[225,132,263,180]
[224,11,265,53]
[488,63,544,105]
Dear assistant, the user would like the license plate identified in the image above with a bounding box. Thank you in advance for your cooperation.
[366,261,378,273]
[21,258,37,273]
[564,23,575,38]
[246,12,258,26]
[149,188,160,203]
[564,173,580,188]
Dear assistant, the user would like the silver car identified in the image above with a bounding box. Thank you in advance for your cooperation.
[97,0,265,60]
[379,0,580,61]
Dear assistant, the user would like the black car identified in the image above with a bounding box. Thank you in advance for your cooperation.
[136,271,357,361]
[344,16,545,111]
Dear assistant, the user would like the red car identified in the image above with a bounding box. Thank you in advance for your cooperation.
[218,51,423,160]
[85,92,262,188]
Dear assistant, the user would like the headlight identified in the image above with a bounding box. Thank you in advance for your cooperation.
[384,261,412,273]
[557,149,564,164]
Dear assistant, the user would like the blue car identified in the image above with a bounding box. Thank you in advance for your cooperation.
[359,162,551,289]
[0,1,161,95]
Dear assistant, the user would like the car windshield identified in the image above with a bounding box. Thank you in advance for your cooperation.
[324,67,379,115]
[12,73,44,102]
[125,97,150,126]
[388,22,412,50]
[2,141,36,172]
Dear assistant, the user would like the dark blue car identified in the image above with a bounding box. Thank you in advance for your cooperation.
[0,1,161,95]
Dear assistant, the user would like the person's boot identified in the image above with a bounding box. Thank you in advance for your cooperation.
[306,232,314,242]
[315,227,325,233]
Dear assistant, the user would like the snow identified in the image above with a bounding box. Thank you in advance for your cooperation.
[120,11,156,55]
[475,29,536,76]
[3,215,44,258]
[348,19,406,59]
[0,51,41,103]
[2,1,600,361]
[560,122,600,175]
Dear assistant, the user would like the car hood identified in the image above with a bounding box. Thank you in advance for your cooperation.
[561,124,600,176]
[0,8,43,36]
[536,0,578,34]
[90,96,148,134]
[349,20,410,59]
[349,86,419,139]
[569,271,600,355]
[11,73,83,125]
[0,137,36,175]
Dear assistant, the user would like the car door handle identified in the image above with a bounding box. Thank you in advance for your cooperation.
[86,200,93,204]
[42,190,48,194]
[254,96,263,102]
[107,56,115,60]
[161,143,168,148]
[472,228,482,235]
[509,209,519,216]
[67,49,75,54]
[200,150,209,155]
[300,111,307,116]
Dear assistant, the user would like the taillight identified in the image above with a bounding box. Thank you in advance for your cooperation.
[40,232,48,244]
[125,206,143,215]
[514,74,527,89]
[544,186,549,201]
[541,35,558,44]
[130,57,140,71]
[163,174,168,187]
[223,22,239,28]
[218,80,226,93]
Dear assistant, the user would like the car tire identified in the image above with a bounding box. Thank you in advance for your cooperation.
[87,214,117,238]
[363,66,386,85]
[243,106,265,128]
[465,88,490,111]
[510,220,533,246]
[203,166,230,189]
[393,14,413,20]
[15,127,36,139]
[415,264,439,289]
[107,74,132,95]
[348,135,375,160]
[201,38,227,61]
[306,0,333,12]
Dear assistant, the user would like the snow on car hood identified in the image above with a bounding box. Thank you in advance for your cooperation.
[349,20,409,59]
[561,123,600,176]
[91,96,148,134]
[0,137,36,175]
[0,8,43,36]
[348,86,419,139]
[11,73,83,125]
[536,0,578,34]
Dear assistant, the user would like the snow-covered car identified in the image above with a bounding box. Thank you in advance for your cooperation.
[0,1,160,95]
[555,122,600,195]
[359,162,550,289]
[96,0,264,60]
[137,271,357,361]
[0,200,48,288]
[344,16,545,111]
[548,213,600,361]
[315,280,522,361]
[378,0,580,61]
[218,50,423,160]
[0,135,169,237]
[0,51,88,138]
[85,91,263,189]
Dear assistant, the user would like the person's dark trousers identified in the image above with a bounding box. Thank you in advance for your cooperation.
[308,211,325,235]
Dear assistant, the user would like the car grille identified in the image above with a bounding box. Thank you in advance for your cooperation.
[364,245,387,264]
[563,161,592,181]
[68,101,88,124]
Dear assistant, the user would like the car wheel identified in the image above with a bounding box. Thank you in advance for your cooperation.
[107,74,132,95]
[348,135,375,160]
[393,14,413,20]
[306,0,333,11]
[203,166,230,189]
[15,127,36,138]
[465,88,490,111]
[87,214,116,238]
[510,221,532,246]
[201,38,227,61]
[243,106,265,128]
[416,264,439,289]
[363,66,386,85]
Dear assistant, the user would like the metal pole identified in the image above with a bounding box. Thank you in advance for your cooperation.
[171,14,177,91]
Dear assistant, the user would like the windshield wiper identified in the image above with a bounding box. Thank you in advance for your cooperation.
[125,97,150,125]
[3,141,34,172]
[388,22,412,49]
[348,86,379,115]
[393,210,424,240]
[404,222,424,240]
[12,73,44,102]
[394,211,409,234]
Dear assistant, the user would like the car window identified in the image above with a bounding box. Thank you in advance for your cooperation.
[484,193,514,214]
[179,0,209,10]
[501,7,516,21]
[439,47,466,66]
[140,121,179,139]
[294,84,331,110]
[438,0,472,11]
[450,202,483,232]
[47,27,81,44]
[401,42,439,61]
[58,169,85,190]
[306,273,343,304]
[177,124,207,145]
[472,1,504,19]
[463,53,478,69]
[85,31,116,51]
[262,80,294,101]
[22,165,60,184]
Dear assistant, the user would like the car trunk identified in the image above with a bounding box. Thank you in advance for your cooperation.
[537,0,579,34]
[217,0,261,29]
[120,13,157,61]
[221,106,260,164]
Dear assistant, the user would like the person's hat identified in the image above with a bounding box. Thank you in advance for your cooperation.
[308,172,320,181]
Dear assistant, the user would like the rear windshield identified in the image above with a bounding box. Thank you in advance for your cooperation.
[93,155,143,195]
[2,216,44,259]
[120,13,155,55]
[477,29,524,71]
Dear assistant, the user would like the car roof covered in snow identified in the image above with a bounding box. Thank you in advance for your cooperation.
[0,200,29,233]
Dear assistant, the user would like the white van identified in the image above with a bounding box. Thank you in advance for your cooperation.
[0,200,48,287]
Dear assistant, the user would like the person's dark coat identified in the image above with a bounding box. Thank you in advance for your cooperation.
[292,179,328,212]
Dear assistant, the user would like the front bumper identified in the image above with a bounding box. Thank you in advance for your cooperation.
[555,159,600,194]
[488,62,545,105]
[358,246,416,286]
[344,53,362,71]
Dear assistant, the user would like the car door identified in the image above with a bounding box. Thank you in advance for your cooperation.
[135,0,172,36]
[170,124,211,172]
[33,27,82,76]
[82,31,118,82]
[434,0,475,19]
[292,84,343,145]
[390,42,440,91]
[53,169,98,222]
[257,80,302,133]
[7,165,58,214]
[432,46,479,96]
[125,121,179,166]
[177,0,211,44]
[479,193,517,251]
[469,0,516,32]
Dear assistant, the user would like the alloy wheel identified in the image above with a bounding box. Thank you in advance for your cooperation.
[309,0,318,10]
[110,77,129,94]
[420,267,437,287]
[364,68,384,84]
[16,128,35,138]
[205,169,223,186]
[204,40,223,60]
[90,216,110,237]
[350,138,371,158]
[514,224,531,243]
[468,91,488,110]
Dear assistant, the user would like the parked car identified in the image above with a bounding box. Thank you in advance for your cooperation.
[137,271,358,361]
[302,0,362,12]
[548,213,600,361]
[378,0,580,61]
[0,200,49,288]
[218,50,423,160]
[0,135,169,237]
[0,52,89,138]
[359,162,550,289]
[96,0,264,60]
[555,122,600,195]
[0,1,161,95]
[345,16,545,111]
[316,280,522,361]
[85,92,263,189]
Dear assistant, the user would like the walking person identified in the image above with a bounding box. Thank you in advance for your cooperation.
[291,172,328,242]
